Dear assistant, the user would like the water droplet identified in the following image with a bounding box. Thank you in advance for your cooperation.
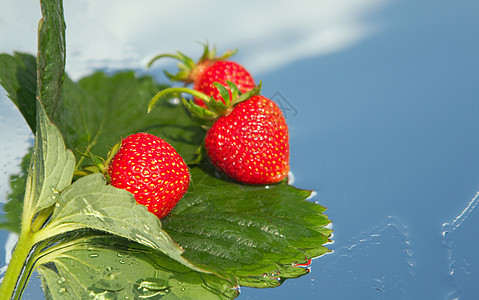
[168,97,180,105]
[117,253,123,257]
[105,273,117,281]
[54,202,61,207]
[90,253,99,258]
[105,267,112,272]
[58,287,66,294]
[119,259,126,264]
[57,277,66,284]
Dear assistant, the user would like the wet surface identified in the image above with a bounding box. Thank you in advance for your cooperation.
[242,216,414,299]
[2,0,479,299]
[443,192,479,299]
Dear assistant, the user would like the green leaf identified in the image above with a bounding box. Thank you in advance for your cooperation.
[163,167,332,288]
[37,0,66,118]
[0,52,37,131]
[0,56,203,163]
[55,72,204,168]
[36,234,238,299]
[23,101,75,223]
[35,173,203,272]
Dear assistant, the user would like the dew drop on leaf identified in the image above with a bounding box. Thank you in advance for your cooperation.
[57,277,66,284]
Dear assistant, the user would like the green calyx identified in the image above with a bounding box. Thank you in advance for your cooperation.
[73,141,122,181]
[147,44,238,84]
[148,81,262,126]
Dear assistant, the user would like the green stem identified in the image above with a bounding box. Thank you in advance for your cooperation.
[12,239,49,300]
[31,206,54,233]
[147,53,183,68]
[148,87,210,113]
[0,231,35,299]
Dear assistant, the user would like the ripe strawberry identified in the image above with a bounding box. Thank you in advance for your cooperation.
[149,82,289,185]
[148,44,255,108]
[205,94,289,184]
[107,133,190,219]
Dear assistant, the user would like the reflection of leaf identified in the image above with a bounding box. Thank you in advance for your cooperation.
[35,173,201,272]
[0,151,31,233]
[37,234,238,299]
[164,167,332,288]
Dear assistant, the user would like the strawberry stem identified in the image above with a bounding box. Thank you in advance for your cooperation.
[148,87,211,113]
[147,53,183,68]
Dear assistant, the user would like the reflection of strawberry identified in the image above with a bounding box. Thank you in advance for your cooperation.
[148,44,255,108]
[149,82,289,185]
[107,133,190,219]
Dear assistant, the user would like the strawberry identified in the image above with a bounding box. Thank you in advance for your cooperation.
[149,82,289,185]
[204,94,289,184]
[107,133,190,219]
[148,44,255,108]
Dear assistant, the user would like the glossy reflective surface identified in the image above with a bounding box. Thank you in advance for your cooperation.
[1,1,479,299]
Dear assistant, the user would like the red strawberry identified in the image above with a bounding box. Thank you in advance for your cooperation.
[149,82,289,185]
[205,94,289,184]
[148,44,255,108]
[107,133,190,219]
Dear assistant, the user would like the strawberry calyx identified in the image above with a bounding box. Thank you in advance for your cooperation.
[73,141,122,181]
[147,44,237,84]
[148,81,262,126]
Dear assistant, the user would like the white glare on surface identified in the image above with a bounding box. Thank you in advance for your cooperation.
[0,0,391,80]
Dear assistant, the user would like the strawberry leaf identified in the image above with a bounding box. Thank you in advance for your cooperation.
[57,72,204,168]
[163,166,332,288]
[25,100,76,219]
[34,173,202,272]
[0,54,204,165]
[36,234,238,299]
[0,52,37,131]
